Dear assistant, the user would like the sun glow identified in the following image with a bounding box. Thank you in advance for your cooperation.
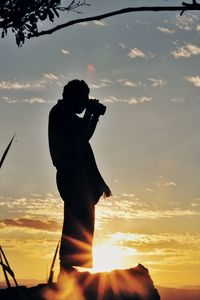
[92,244,136,273]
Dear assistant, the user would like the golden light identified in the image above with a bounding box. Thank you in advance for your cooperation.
[92,244,136,273]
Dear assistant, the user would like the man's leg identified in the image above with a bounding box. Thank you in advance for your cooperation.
[60,200,95,270]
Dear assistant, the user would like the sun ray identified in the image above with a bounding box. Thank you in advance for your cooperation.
[97,272,108,300]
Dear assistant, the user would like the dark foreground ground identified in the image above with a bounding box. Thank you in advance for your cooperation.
[0,264,160,300]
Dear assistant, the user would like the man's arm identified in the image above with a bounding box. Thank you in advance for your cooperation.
[83,109,100,140]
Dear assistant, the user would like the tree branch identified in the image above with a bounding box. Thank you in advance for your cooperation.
[29,2,200,39]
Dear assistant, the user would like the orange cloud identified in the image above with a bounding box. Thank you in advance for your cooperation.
[0,217,60,232]
[87,64,96,74]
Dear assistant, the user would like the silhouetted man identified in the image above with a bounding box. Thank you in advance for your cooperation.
[48,79,111,276]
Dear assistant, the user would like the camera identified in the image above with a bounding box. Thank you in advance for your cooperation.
[87,99,106,116]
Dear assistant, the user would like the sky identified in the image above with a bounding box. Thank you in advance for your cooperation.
[0,0,200,288]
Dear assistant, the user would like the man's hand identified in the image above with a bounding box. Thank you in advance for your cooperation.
[103,185,112,198]
[87,99,106,117]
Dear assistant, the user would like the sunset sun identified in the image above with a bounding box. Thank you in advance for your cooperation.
[92,244,136,273]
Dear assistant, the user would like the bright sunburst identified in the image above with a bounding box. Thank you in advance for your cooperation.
[92,244,136,273]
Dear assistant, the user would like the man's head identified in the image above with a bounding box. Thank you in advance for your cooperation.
[62,79,90,114]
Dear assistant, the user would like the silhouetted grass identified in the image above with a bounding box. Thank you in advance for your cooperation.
[0,133,16,169]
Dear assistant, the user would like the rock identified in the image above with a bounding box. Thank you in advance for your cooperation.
[0,264,160,300]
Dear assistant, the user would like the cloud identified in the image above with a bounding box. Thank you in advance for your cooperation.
[2,96,17,104]
[90,78,112,89]
[0,216,60,232]
[190,197,200,208]
[79,22,89,26]
[146,188,153,192]
[0,81,43,90]
[128,48,147,58]
[103,96,119,103]
[0,73,61,92]
[0,193,63,220]
[157,181,176,187]
[184,75,200,87]
[128,96,152,104]
[118,78,167,88]
[170,97,184,103]
[171,43,200,58]
[126,24,131,29]
[1,96,52,104]
[156,176,177,187]
[118,42,126,49]
[99,78,112,84]
[43,73,59,81]
[174,13,198,31]
[90,83,109,89]
[93,20,107,26]
[128,48,154,59]
[97,207,189,228]
[108,232,200,257]
[23,97,51,104]
[0,237,60,259]
[190,197,200,209]
[191,202,200,207]
[61,49,70,55]
[118,78,138,87]
[96,196,200,225]
[157,26,175,34]
[149,78,167,87]
[103,95,152,104]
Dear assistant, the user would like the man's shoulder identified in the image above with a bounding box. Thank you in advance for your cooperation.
[49,100,62,115]
[49,100,74,128]
[49,100,68,122]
